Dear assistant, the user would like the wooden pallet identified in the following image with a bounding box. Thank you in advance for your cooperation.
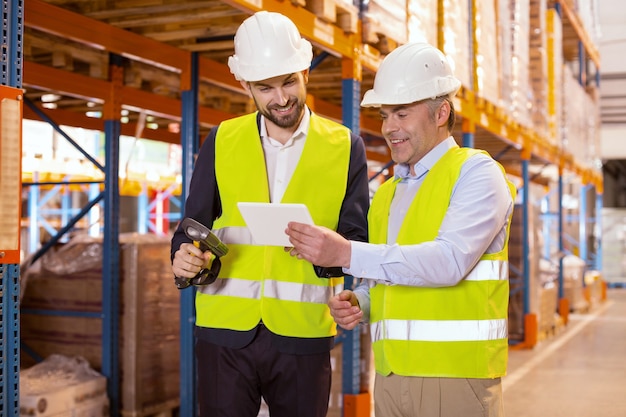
[305,0,359,33]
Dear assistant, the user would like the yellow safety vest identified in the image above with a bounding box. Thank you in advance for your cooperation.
[369,146,516,378]
[195,112,351,338]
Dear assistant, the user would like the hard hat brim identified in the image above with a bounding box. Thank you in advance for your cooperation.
[360,79,461,108]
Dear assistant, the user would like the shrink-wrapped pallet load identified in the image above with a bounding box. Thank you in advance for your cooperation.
[20,234,181,416]
[498,0,531,128]
[475,0,501,105]
[20,354,109,417]
[441,0,471,88]
[407,0,438,46]
[529,0,549,139]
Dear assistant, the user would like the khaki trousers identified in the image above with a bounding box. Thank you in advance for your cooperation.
[374,373,504,417]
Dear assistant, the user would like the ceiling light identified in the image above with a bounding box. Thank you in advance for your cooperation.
[41,93,61,103]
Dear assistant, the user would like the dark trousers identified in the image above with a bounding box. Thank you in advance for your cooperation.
[196,325,331,417]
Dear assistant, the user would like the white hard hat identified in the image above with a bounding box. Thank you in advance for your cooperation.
[228,11,313,82]
[361,42,461,108]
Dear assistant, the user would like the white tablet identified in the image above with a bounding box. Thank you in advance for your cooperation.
[237,202,314,246]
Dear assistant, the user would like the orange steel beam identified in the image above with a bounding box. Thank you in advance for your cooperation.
[198,57,246,95]
[118,85,182,121]
[23,104,181,144]
[198,106,238,127]
[26,0,189,74]
[26,59,379,137]
[24,61,109,103]
[24,61,237,126]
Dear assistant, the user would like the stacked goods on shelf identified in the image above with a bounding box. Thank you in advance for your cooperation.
[20,354,109,417]
[562,64,601,168]
[562,254,588,312]
[407,0,438,45]
[583,269,604,307]
[538,259,559,335]
[362,0,408,52]
[497,0,531,128]
[601,208,626,286]
[585,91,601,168]
[529,0,549,140]
[441,0,471,89]
[507,197,542,340]
[20,234,180,416]
[475,0,501,105]
[547,8,563,142]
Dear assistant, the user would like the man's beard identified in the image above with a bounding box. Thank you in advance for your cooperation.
[258,98,304,129]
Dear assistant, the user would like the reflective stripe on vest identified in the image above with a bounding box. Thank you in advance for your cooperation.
[371,318,507,342]
[200,277,341,305]
[215,226,254,245]
[462,259,508,281]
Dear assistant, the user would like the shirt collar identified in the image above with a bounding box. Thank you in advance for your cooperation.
[394,136,457,180]
[260,106,310,146]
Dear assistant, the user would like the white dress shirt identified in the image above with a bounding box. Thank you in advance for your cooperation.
[260,108,310,203]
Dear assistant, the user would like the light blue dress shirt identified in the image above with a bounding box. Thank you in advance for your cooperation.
[347,137,515,321]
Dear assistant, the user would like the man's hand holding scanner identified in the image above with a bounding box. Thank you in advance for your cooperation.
[328,290,362,330]
[285,222,351,269]
[173,217,228,289]
[172,242,214,282]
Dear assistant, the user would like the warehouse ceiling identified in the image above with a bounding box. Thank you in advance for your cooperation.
[597,1,626,126]
[22,0,614,187]
[596,1,626,202]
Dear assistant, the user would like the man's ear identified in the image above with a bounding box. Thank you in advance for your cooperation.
[437,100,451,127]
[301,69,309,84]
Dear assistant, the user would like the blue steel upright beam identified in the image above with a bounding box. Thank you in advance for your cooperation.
[3,0,22,87]
[101,57,123,416]
[558,172,564,300]
[462,119,475,148]
[579,185,589,266]
[1,1,23,416]
[521,159,531,316]
[0,264,20,417]
[556,169,570,324]
[341,77,361,393]
[578,41,586,87]
[179,52,199,417]
[595,190,603,272]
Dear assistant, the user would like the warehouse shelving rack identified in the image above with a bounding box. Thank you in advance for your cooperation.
[2,0,604,416]
[1,1,23,416]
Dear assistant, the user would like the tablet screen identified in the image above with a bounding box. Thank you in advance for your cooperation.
[237,202,314,246]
